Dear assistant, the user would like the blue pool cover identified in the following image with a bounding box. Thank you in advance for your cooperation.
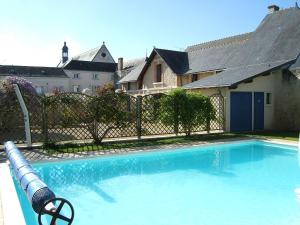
[4,141,55,213]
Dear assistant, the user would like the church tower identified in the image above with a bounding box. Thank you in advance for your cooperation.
[62,42,68,63]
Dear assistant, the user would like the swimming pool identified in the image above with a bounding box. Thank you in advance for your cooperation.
[13,140,300,225]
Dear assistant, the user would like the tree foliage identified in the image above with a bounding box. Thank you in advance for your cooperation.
[44,87,133,144]
[0,76,39,138]
[160,88,216,136]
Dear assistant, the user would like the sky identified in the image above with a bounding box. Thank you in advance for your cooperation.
[0,0,297,66]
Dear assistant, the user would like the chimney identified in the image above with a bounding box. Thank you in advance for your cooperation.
[118,57,123,71]
[268,5,280,13]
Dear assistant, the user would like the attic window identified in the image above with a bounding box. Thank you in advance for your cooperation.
[192,74,198,82]
[92,74,99,80]
[101,52,106,58]
[156,64,162,82]
[266,93,272,105]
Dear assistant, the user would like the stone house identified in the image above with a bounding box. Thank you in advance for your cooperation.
[118,5,300,131]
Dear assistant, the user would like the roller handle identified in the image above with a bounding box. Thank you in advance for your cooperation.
[38,198,75,225]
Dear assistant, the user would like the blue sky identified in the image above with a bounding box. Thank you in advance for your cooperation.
[0,0,297,66]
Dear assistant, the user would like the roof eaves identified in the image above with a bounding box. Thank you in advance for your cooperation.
[231,60,294,87]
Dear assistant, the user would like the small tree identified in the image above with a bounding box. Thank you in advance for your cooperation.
[160,88,215,136]
[44,85,133,144]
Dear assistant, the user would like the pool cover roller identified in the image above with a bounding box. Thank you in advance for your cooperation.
[4,141,56,213]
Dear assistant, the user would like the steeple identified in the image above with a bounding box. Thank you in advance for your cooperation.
[62,41,68,63]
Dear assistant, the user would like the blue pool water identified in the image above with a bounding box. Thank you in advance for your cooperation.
[13,141,300,225]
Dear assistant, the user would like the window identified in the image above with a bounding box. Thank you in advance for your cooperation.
[127,82,131,90]
[266,93,272,105]
[91,85,99,93]
[35,86,45,95]
[192,74,198,82]
[92,74,99,80]
[156,64,162,82]
[73,73,79,79]
[73,85,80,92]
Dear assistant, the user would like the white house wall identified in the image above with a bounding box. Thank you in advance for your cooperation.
[64,69,115,92]
[29,77,70,93]
[0,76,70,94]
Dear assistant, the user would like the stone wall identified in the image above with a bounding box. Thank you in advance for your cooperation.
[274,69,300,130]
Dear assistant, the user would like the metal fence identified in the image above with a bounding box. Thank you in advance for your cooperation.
[0,89,225,145]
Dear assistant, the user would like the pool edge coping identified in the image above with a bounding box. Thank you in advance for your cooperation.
[30,137,299,165]
[0,162,26,225]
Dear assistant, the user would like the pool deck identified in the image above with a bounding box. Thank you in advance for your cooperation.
[0,137,298,225]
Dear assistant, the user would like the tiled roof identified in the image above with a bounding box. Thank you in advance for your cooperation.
[155,48,189,74]
[183,60,292,89]
[118,61,146,83]
[0,65,68,77]
[63,60,117,72]
[185,7,300,87]
[72,46,101,61]
[123,58,146,70]
[186,32,253,52]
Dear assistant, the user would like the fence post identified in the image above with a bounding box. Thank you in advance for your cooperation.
[13,84,32,147]
[41,98,48,144]
[206,117,211,133]
[222,96,226,131]
[174,98,179,135]
[136,96,142,139]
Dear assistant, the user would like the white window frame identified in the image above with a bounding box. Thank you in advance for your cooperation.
[92,74,99,80]
[73,85,80,92]
[266,93,272,105]
[73,73,80,79]
[91,85,99,93]
[35,86,45,95]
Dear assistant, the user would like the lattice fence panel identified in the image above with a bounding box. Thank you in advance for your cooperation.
[141,94,174,136]
[190,93,225,133]
[104,95,138,138]
[209,94,225,131]
[43,92,139,143]
[44,93,94,143]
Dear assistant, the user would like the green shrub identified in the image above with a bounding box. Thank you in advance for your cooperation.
[160,88,216,136]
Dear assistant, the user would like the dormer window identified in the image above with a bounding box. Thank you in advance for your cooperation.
[73,73,79,79]
[192,74,198,82]
[156,64,162,82]
[127,82,131,90]
[92,74,99,80]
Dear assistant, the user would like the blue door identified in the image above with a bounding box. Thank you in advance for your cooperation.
[230,92,252,132]
[254,92,264,130]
